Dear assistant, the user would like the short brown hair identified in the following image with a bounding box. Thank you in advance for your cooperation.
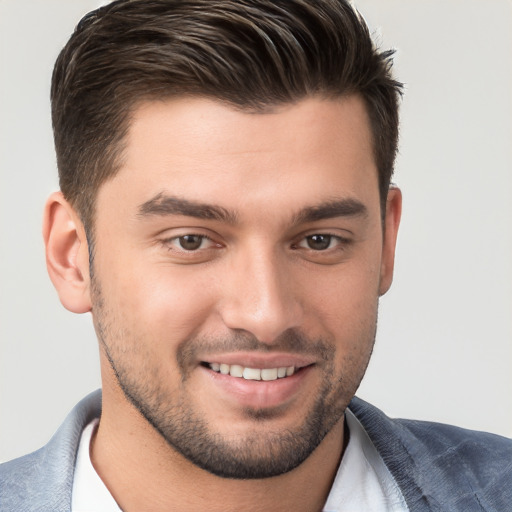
[51,0,402,231]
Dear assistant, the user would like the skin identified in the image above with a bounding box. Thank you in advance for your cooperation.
[44,95,401,511]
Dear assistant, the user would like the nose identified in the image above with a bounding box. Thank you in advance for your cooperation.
[219,246,303,344]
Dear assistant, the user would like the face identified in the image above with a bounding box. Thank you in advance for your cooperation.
[89,96,399,478]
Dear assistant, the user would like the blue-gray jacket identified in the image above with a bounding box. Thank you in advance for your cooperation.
[1,390,511,511]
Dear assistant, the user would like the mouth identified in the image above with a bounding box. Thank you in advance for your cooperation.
[198,356,316,409]
[202,362,299,381]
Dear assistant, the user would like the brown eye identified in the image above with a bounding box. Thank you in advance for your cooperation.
[305,234,332,250]
[178,235,204,251]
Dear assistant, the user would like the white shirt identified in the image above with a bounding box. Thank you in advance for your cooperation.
[71,419,122,512]
[322,410,408,511]
[72,411,408,512]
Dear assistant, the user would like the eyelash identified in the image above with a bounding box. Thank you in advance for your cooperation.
[161,233,218,253]
[293,233,351,251]
[160,232,351,255]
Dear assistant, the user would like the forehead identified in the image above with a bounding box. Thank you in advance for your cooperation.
[97,95,379,222]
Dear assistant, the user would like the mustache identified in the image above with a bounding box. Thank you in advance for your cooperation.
[177,328,334,369]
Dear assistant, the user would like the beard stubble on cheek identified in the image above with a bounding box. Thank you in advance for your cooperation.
[91,277,378,480]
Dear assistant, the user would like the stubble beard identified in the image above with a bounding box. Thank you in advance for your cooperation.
[92,279,377,479]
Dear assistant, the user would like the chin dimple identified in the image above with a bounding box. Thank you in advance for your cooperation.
[207,362,296,381]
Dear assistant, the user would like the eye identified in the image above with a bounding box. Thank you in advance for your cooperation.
[299,234,338,251]
[163,234,217,252]
[177,234,207,251]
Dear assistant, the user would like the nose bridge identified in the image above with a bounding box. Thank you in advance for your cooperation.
[220,242,302,343]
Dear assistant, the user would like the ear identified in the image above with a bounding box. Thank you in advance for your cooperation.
[379,186,402,296]
[42,191,92,313]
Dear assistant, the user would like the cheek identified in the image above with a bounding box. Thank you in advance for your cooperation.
[327,289,378,389]
[308,260,381,325]
[102,260,219,342]
[306,260,380,369]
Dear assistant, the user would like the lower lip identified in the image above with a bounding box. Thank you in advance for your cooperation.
[200,365,314,409]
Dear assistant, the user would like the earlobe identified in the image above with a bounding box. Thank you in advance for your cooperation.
[379,186,402,296]
[43,191,92,313]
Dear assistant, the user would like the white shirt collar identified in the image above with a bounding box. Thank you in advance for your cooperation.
[323,409,408,511]
[71,418,122,512]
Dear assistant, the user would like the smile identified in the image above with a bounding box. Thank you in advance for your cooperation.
[207,362,296,381]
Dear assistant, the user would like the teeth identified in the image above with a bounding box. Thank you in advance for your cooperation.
[208,363,296,381]
[261,368,278,381]
[243,367,261,380]
[229,364,244,378]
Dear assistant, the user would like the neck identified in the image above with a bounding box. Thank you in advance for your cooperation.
[91,382,346,512]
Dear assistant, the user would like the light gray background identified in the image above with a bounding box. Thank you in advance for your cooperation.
[1,0,511,462]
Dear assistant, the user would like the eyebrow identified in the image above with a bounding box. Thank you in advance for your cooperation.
[137,193,367,226]
[292,198,368,224]
[137,193,238,223]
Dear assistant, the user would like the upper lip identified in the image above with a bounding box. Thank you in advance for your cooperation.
[200,352,316,369]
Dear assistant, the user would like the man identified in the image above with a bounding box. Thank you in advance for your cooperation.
[1,0,510,510]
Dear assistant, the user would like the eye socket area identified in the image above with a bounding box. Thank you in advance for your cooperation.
[289,231,355,265]
[157,228,353,266]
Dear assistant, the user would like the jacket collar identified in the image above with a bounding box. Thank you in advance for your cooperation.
[0,390,101,512]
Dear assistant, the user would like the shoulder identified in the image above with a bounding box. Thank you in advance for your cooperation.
[0,390,102,512]
[349,395,512,459]
[349,396,512,511]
